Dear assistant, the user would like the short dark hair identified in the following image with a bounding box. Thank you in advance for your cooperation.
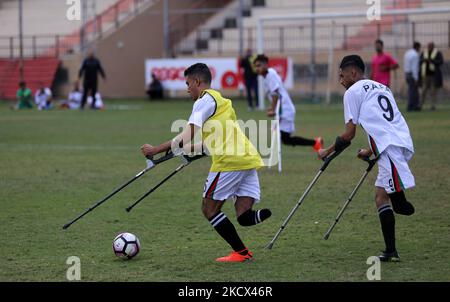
[184,63,212,84]
[375,39,384,46]
[339,55,365,73]
[19,81,26,87]
[413,41,421,49]
[254,54,269,64]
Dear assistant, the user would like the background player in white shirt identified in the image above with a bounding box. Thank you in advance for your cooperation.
[34,84,52,110]
[319,55,415,262]
[254,54,323,154]
[87,92,104,110]
[66,82,82,109]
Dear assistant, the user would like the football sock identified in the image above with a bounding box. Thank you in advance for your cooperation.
[378,204,396,253]
[237,209,272,226]
[389,191,415,216]
[281,131,315,146]
[209,212,246,253]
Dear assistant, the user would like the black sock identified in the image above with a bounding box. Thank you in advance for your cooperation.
[209,212,246,253]
[281,131,315,146]
[378,204,396,253]
[289,136,315,146]
[389,191,415,216]
[237,209,272,226]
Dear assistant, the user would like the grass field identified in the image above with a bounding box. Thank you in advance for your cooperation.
[0,98,449,282]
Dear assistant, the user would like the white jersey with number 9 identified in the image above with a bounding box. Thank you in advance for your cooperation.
[343,79,414,158]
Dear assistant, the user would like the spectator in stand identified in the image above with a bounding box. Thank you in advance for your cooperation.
[34,82,53,110]
[14,81,33,110]
[403,42,421,111]
[79,50,106,110]
[371,39,399,87]
[420,42,444,111]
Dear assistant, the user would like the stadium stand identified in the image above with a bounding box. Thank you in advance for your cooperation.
[0,56,59,99]
[0,0,116,36]
[0,0,448,99]
[175,0,450,56]
[0,0,156,99]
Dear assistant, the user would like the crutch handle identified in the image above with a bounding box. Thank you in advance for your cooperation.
[182,153,206,163]
[146,151,175,164]
[359,154,379,172]
[366,156,379,172]
[320,143,350,172]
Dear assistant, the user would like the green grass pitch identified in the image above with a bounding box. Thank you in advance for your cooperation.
[0,99,449,281]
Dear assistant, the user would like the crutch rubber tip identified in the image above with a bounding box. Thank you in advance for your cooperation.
[265,243,274,250]
[323,234,330,240]
[125,207,131,212]
[62,224,69,230]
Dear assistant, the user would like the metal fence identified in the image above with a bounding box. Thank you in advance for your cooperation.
[177,19,450,56]
[0,0,155,59]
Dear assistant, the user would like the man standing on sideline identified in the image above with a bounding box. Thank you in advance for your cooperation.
[403,42,421,111]
[79,50,106,110]
[371,39,399,87]
[240,49,259,111]
[420,42,444,111]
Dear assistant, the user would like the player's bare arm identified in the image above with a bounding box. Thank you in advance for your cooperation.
[318,121,356,159]
[267,91,279,117]
[141,124,200,158]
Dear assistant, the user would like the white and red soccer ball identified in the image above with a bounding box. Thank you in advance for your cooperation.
[112,232,140,259]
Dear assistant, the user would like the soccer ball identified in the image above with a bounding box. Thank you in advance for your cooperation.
[112,232,141,259]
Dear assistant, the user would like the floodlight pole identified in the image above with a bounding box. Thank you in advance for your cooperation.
[238,0,244,57]
[80,0,88,55]
[163,0,170,57]
[18,0,24,81]
[310,0,316,102]
[257,18,265,111]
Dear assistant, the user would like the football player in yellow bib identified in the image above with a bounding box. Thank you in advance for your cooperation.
[141,63,271,262]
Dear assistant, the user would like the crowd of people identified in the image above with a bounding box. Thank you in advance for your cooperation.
[13,50,106,111]
[13,80,105,111]
[13,42,444,112]
[370,39,444,112]
[14,81,53,111]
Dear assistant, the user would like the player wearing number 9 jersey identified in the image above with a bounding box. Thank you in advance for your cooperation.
[319,55,415,262]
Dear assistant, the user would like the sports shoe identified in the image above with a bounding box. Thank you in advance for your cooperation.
[378,250,400,262]
[216,249,253,263]
[313,137,324,153]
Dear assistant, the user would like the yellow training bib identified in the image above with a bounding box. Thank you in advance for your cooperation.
[200,89,264,172]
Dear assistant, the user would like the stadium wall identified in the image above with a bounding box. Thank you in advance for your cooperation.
[189,47,450,103]
[58,0,233,99]
[58,46,450,102]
